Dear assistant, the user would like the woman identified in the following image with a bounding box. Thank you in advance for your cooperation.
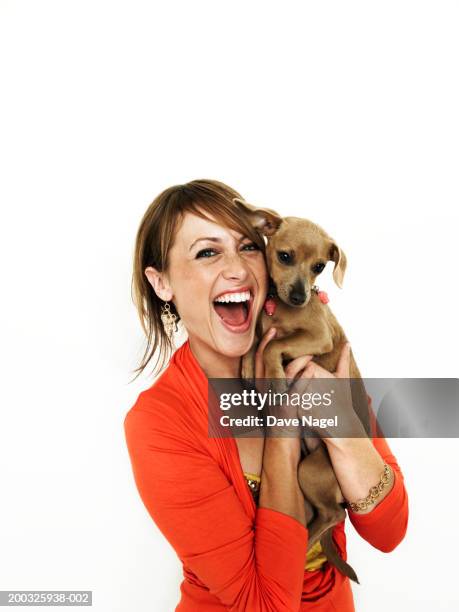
[124,179,408,611]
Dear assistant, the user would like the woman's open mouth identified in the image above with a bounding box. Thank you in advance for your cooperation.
[212,288,254,333]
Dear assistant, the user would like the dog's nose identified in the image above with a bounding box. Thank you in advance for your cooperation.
[289,290,306,305]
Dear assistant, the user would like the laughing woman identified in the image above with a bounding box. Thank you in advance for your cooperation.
[124,179,408,611]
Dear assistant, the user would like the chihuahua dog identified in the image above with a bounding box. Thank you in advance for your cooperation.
[234,197,371,584]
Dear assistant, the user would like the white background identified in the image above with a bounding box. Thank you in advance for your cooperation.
[0,1,458,610]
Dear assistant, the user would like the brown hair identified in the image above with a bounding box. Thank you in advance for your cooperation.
[130,179,265,380]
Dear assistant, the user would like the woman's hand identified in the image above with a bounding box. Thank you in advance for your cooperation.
[285,343,367,442]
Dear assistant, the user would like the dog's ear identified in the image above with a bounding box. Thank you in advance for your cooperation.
[232,197,282,236]
[329,242,347,288]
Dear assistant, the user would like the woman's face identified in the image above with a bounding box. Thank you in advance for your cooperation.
[159,212,268,361]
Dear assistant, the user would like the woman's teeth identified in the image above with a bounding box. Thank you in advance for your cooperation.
[213,290,252,328]
[214,290,251,303]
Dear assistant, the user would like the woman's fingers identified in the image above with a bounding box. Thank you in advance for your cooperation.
[300,361,335,380]
[289,361,315,395]
[254,327,277,379]
[300,361,316,380]
[335,342,351,379]
[284,354,314,380]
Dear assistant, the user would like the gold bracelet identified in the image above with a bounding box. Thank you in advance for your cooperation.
[346,463,392,512]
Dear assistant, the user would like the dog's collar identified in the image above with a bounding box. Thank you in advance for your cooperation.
[312,285,329,304]
[264,279,278,316]
[267,279,277,299]
[263,284,329,316]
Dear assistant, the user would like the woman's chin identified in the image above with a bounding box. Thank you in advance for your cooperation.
[213,326,255,361]
[219,333,253,357]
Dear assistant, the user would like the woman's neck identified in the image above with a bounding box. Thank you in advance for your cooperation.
[188,336,240,378]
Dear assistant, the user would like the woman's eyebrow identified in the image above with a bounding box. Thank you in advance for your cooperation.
[189,234,247,252]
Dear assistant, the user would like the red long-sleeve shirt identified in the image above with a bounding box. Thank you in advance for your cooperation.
[124,340,408,611]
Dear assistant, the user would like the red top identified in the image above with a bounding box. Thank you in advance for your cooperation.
[124,340,409,611]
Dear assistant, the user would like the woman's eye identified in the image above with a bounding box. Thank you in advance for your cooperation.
[312,262,325,274]
[196,242,260,259]
[241,242,259,252]
[196,248,217,259]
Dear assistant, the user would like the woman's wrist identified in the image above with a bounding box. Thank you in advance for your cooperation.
[323,436,395,513]
[261,437,301,470]
[260,437,305,526]
[346,463,393,513]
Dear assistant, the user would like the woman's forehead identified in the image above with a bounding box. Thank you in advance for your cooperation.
[175,211,245,243]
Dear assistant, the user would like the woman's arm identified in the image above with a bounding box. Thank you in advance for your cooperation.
[124,400,308,612]
[285,344,409,553]
[324,435,395,514]
[256,328,307,528]
[321,387,408,553]
[327,430,409,552]
[335,431,409,553]
[259,438,305,526]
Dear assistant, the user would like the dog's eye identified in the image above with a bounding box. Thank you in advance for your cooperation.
[312,262,325,274]
[277,251,293,265]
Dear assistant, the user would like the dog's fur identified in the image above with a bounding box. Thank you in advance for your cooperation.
[234,197,371,584]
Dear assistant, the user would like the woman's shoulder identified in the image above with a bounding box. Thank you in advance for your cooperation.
[123,341,206,444]
[128,346,190,414]
[125,359,182,424]
[123,378,187,457]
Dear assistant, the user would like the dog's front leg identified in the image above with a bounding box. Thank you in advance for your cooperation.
[261,336,301,392]
[263,332,334,379]
[262,338,291,390]
[241,325,262,381]
[241,345,256,381]
[292,329,334,359]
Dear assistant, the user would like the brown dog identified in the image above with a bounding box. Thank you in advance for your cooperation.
[234,197,371,584]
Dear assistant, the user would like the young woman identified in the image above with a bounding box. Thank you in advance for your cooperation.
[124,179,408,611]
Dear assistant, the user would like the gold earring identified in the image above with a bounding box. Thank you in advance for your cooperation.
[161,301,178,339]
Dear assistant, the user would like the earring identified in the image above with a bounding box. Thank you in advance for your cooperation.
[161,301,178,339]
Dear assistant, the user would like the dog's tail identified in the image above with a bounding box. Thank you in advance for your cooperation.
[320,528,360,584]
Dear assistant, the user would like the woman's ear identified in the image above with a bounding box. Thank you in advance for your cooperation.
[144,266,174,301]
[328,242,347,288]
[232,197,283,237]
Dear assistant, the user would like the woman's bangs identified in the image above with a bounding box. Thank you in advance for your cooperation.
[186,200,265,250]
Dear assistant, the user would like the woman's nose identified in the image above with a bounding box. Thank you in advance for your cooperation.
[221,253,249,281]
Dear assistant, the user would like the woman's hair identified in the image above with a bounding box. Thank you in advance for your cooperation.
[131,179,265,380]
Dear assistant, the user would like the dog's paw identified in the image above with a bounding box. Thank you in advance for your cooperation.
[269,377,290,395]
[241,358,255,381]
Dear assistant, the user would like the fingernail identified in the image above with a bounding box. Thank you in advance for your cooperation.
[270,328,277,337]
